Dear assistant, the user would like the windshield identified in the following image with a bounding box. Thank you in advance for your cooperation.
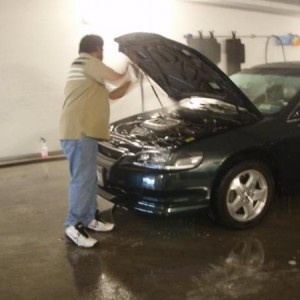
[230,71,300,115]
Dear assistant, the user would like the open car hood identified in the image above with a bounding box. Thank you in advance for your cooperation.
[115,32,262,119]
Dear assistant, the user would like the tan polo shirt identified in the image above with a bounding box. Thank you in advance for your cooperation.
[59,53,116,140]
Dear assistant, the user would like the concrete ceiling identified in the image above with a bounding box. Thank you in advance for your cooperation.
[184,0,300,16]
[266,0,300,5]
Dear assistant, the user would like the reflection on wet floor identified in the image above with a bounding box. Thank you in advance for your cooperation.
[1,161,300,300]
[187,238,267,299]
[187,237,298,300]
[66,246,138,300]
[65,203,300,300]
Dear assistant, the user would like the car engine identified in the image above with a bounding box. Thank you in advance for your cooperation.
[111,111,235,150]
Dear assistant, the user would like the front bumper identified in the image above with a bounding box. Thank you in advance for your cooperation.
[98,182,210,215]
[97,152,213,215]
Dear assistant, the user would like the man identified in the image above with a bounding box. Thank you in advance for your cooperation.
[59,34,131,248]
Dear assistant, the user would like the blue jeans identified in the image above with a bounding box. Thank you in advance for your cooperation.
[60,136,98,227]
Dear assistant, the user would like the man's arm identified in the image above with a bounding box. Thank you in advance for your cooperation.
[85,58,129,83]
[109,81,131,100]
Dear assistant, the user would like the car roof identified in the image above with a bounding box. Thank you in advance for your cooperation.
[252,62,300,70]
[237,62,300,77]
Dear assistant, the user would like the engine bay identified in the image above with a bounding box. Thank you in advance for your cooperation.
[111,110,238,150]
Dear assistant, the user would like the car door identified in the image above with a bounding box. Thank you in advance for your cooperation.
[281,103,300,192]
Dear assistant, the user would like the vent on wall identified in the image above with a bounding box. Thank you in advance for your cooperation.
[187,33,221,65]
[226,38,245,75]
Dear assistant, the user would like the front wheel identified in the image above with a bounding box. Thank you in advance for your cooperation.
[211,160,275,229]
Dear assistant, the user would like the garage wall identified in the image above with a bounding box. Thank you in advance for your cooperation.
[0,0,82,160]
[1,0,300,160]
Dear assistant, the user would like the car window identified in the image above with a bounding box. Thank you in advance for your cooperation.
[230,72,300,116]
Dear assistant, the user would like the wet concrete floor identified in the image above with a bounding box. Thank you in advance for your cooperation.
[0,160,300,300]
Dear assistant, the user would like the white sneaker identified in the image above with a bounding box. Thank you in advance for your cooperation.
[65,222,98,248]
[87,219,115,232]
[87,209,115,232]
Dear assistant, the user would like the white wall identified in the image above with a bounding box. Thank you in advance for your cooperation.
[0,0,81,159]
[1,0,300,159]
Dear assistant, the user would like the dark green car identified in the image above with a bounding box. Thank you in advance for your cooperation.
[97,32,300,229]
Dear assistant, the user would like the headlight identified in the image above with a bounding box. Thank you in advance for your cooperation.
[132,150,203,170]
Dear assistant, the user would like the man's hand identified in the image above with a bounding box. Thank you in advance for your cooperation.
[128,63,142,82]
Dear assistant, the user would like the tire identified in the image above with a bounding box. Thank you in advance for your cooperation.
[211,160,274,229]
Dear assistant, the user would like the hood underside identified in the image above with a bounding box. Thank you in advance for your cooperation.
[115,32,262,119]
